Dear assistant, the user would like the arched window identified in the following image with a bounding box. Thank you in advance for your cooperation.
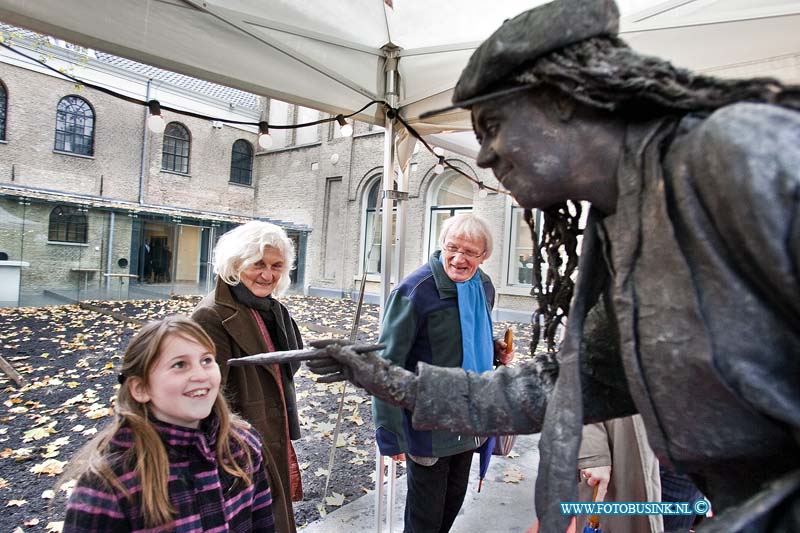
[427,171,474,256]
[48,205,87,243]
[0,80,7,141]
[362,177,396,275]
[162,122,190,173]
[54,96,94,156]
[230,139,253,185]
[507,203,538,286]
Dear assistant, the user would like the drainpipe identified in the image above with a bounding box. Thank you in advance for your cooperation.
[139,80,152,204]
[105,211,115,292]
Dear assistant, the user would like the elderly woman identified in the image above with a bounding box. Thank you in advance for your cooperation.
[371,213,511,533]
[192,220,301,533]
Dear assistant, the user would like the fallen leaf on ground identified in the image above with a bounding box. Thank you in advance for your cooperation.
[46,522,64,533]
[6,499,27,507]
[347,406,364,426]
[314,468,329,477]
[315,421,335,435]
[502,466,524,484]
[41,489,55,499]
[30,459,66,476]
[324,492,346,506]
[22,425,56,442]
[85,407,113,419]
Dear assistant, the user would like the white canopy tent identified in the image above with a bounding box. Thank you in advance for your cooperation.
[3,0,795,299]
[0,0,798,147]
[0,0,797,528]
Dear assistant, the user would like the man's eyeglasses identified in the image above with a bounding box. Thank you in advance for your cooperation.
[443,244,485,259]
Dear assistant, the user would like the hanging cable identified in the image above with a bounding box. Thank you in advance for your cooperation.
[393,112,511,197]
[0,39,510,196]
[0,41,387,130]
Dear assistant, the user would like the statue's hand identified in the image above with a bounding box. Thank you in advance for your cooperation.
[305,340,417,411]
[305,339,355,382]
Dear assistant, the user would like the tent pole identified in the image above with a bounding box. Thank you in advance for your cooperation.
[376,45,401,533]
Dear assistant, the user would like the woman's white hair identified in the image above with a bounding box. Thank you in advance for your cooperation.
[213,220,295,297]
[439,213,493,259]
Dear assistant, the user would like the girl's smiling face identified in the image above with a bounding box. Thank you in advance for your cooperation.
[130,333,221,429]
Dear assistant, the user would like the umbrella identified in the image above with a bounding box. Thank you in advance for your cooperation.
[476,436,497,492]
[582,484,603,533]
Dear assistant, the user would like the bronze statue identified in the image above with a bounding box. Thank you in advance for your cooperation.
[304,0,800,530]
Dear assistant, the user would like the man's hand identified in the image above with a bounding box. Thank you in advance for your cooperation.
[494,328,514,366]
[305,340,418,411]
[494,339,514,366]
[580,465,611,502]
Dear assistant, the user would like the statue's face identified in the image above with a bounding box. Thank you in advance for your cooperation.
[472,91,578,210]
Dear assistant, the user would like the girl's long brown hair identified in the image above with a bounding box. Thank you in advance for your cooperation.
[61,316,255,530]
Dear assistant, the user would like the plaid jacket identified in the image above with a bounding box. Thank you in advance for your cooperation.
[64,415,274,533]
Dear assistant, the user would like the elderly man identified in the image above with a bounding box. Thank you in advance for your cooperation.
[371,213,510,533]
[309,0,800,531]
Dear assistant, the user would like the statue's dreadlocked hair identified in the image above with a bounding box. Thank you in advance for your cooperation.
[515,36,800,118]
[525,202,582,353]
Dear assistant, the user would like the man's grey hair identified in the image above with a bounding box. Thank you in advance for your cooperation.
[439,213,493,259]
[213,220,295,296]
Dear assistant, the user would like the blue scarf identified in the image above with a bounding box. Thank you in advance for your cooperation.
[442,256,493,374]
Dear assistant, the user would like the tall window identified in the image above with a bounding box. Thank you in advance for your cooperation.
[427,171,474,256]
[267,99,289,149]
[48,205,88,243]
[0,81,7,141]
[507,205,538,286]
[54,96,94,156]
[362,178,396,274]
[295,106,320,145]
[230,139,253,185]
[162,122,190,173]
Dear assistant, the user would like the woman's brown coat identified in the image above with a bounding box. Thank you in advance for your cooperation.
[193,281,302,533]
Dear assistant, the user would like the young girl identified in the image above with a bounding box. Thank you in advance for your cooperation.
[63,316,292,532]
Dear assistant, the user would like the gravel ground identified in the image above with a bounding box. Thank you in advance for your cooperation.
[0,295,535,531]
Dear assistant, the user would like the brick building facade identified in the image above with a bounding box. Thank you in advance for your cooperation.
[0,26,537,319]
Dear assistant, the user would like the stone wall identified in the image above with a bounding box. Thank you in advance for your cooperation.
[0,62,142,201]
[0,54,538,317]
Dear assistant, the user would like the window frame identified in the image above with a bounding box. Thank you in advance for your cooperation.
[425,170,475,257]
[161,122,191,174]
[54,95,95,156]
[0,80,7,141]
[48,205,88,244]
[360,177,397,276]
[504,203,540,288]
[229,139,253,185]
